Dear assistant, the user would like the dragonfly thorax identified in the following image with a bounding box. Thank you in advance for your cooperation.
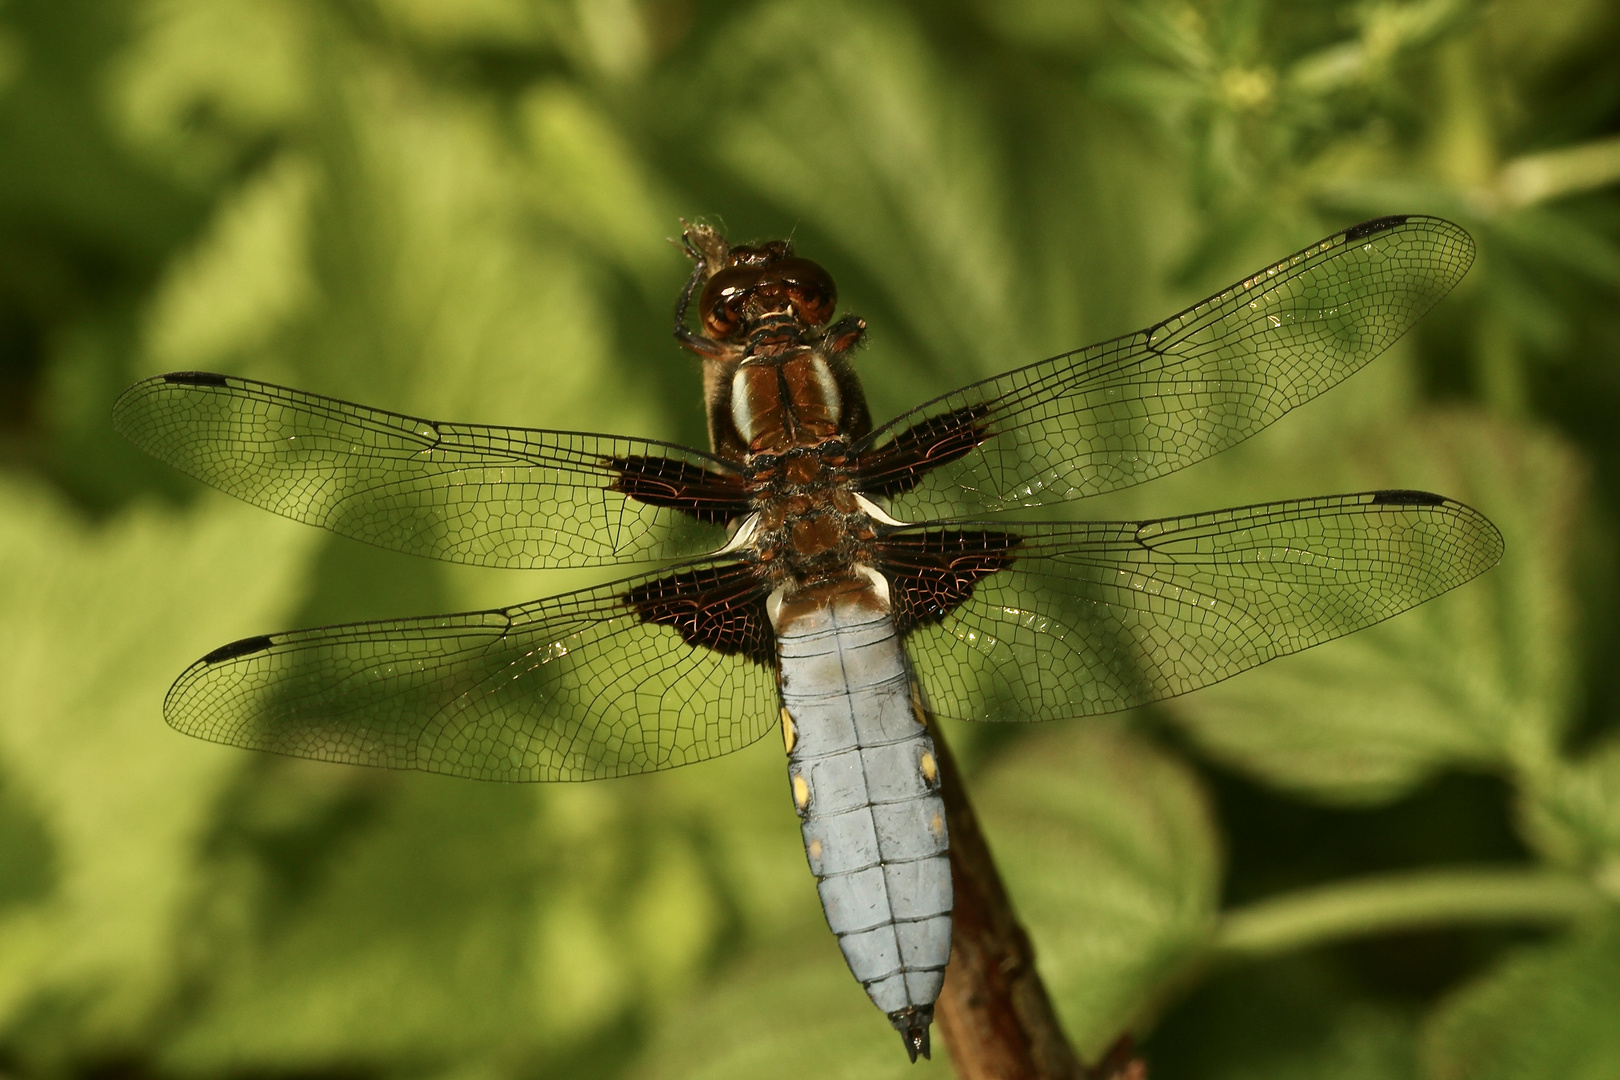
[740,443,886,598]
[728,349,844,454]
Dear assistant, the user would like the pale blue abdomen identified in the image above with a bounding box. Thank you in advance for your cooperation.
[775,587,952,1036]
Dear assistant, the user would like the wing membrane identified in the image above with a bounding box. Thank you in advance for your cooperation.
[113,373,747,568]
[164,560,778,781]
[856,216,1475,517]
[895,491,1502,722]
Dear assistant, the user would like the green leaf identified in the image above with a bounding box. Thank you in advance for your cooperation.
[629,933,955,1080]
[112,0,312,184]
[126,9,676,454]
[161,740,785,1073]
[517,84,677,295]
[972,0,1113,55]
[974,725,1221,1059]
[161,773,550,1070]
[1167,412,1584,805]
[140,151,319,371]
[1519,732,1620,885]
[1421,916,1620,1080]
[0,479,317,1058]
[700,0,1025,387]
[372,0,555,48]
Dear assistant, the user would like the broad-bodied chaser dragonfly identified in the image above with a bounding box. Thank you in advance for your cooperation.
[115,215,1500,1061]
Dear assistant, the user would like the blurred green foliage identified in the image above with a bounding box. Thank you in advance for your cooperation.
[1,0,1618,1077]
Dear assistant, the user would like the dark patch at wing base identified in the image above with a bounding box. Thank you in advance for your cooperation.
[853,403,992,499]
[606,454,752,523]
[624,562,775,666]
[874,530,1021,634]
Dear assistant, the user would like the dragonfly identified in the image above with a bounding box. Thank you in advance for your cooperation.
[114,214,1500,1062]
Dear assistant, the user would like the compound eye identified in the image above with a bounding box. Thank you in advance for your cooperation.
[773,257,837,326]
[699,265,762,339]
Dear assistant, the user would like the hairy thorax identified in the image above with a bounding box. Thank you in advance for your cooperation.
[726,342,885,597]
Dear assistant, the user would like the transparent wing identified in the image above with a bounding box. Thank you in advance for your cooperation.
[855,216,1475,517]
[893,491,1502,722]
[113,373,748,568]
[164,560,779,781]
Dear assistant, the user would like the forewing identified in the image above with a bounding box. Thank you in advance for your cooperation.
[113,373,749,568]
[164,560,779,781]
[855,217,1475,517]
[892,491,1503,722]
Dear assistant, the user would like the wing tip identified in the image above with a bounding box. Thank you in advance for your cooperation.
[111,372,232,438]
[1339,213,1476,269]
[1368,490,1506,575]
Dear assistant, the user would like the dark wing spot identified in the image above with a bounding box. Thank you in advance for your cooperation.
[1344,216,1409,242]
[624,563,775,666]
[163,371,231,387]
[606,455,752,524]
[853,403,993,499]
[202,635,275,664]
[1370,489,1448,506]
[875,530,1021,635]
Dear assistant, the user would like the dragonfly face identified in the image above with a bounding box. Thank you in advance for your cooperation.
[114,215,1503,1063]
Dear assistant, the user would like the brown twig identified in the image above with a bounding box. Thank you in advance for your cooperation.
[929,716,1148,1080]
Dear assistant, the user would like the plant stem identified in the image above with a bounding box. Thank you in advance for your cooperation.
[1213,867,1607,960]
[929,716,1145,1080]
[1498,134,1620,206]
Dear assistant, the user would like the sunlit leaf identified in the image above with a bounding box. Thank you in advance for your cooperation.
[1167,412,1583,804]
[629,934,955,1080]
[140,152,319,371]
[162,750,758,1072]
[373,0,555,47]
[517,84,676,291]
[280,54,671,450]
[113,0,310,183]
[0,480,316,1054]
[975,725,1221,1058]
[1518,733,1620,884]
[160,773,550,1069]
[700,0,1024,386]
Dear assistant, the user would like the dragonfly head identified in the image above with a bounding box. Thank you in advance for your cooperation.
[681,224,838,344]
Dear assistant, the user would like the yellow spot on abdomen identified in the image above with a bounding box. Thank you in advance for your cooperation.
[792,773,811,813]
[909,680,927,726]
[808,838,823,860]
[920,751,938,785]
[781,706,797,755]
[929,811,945,840]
